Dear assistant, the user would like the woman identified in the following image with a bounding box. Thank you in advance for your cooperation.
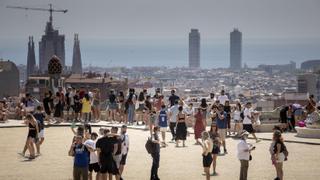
[224,100,231,135]
[144,95,152,126]
[201,131,213,180]
[271,130,287,180]
[118,91,126,123]
[154,95,164,112]
[200,98,208,127]
[92,89,101,122]
[194,108,205,145]
[176,106,187,147]
[233,102,242,136]
[24,114,39,159]
[108,90,118,122]
[81,93,92,123]
[136,92,145,125]
[209,124,220,176]
[53,92,63,123]
[73,90,81,122]
[126,89,136,125]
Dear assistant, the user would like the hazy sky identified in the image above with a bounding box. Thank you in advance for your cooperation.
[1,0,320,40]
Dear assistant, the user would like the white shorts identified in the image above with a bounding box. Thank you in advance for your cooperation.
[276,153,285,163]
[39,130,44,138]
[160,127,167,132]
[218,129,226,141]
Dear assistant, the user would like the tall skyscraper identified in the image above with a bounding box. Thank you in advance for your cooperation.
[39,17,65,73]
[72,34,82,74]
[230,28,242,70]
[189,29,200,68]
[297,71,320,101]
[26,36,36,77]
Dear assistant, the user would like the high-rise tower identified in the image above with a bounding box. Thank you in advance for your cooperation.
[39,16,65,73]
[72,34,82,74]
[230,28,242,70]
[189,29,200,68]
[26,36,36,77]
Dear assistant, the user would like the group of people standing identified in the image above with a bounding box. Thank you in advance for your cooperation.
[69,124,129,180]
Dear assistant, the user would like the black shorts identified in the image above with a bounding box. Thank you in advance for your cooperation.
[89,163,100,173]
[280,118,288,123]
[120,154,127,165]
[202,153,213,167]
[243,124,255,133]
[100,161,119,175]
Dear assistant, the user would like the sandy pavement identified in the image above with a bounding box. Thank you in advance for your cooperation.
[0,126,319,180]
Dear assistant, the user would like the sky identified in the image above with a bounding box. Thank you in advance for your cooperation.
[0,0,320,40]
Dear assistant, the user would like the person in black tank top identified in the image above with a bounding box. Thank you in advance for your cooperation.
[176,106,187,147]
[23,114,39,159]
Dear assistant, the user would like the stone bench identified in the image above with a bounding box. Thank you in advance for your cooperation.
[296,127,320,139]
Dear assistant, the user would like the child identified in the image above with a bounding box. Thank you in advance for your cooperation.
[33,106,46,155]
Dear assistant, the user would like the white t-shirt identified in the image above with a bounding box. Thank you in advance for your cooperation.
[121,133,129,155]
[218,95,229,105]
[237,139,250,160]
[169,105,179,123]
[243,108,253,125]
[233,110,241,121]
[84,139,98,164]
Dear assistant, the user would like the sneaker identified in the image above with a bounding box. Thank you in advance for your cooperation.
[211,172,218,176]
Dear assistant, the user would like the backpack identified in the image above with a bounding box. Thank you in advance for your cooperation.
[145,138,155,154]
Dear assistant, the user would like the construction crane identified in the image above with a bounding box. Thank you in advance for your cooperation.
[7,4,67,24]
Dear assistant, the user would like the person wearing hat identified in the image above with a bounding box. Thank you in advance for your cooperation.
[237,130,256,180]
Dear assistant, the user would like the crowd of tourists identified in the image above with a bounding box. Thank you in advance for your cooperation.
[8,87,319,180]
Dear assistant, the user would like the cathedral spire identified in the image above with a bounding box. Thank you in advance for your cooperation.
[72,33,82,74]
[27,36,36,77]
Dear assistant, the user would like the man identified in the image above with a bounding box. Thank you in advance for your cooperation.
[66,87,75,121]
[243,102,261,143]
[168,89,180,107]
[237,131,255,180]
[84,132,100,180]
[150,127,161,180]
[217,90,229,106]
[69,136,89,180]
[158,105,169,147]
[111,127,122,180]
[216,104,228,154]
[168,101,179,141]
[96,128,119,180]
[120,125,129,180]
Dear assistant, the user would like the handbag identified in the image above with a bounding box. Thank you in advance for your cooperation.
[249,154,252,161]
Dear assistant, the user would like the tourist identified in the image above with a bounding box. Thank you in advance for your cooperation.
[96,129,118,180]
[176,106,187,147]
[73,90,82,122]
[270,130,287,180]
[224,100,232,135]
[184,103,195,126]
[65,87,74,121]
[136,92,146,125]
[168,89,180,107]
[253,110,261,132]
[23,114,39,159]
[243,102,261,143]
[33,106,45,155]
[158,105,169,147]
[125,89,136,125]
[149,108,157,136]
[168,100,179,141]
[306,94,316,114]
[200,98,208,127]
[108,90,118,122]
[118,91,126,123]
[217,90,228,106]
[0,100,9,123]
[92,89,101,122]
[53,92,63,123]
[69,135,89,180]
[119,125,129,179]
[150,126,161,180]
[24,93,35,113]
[81,93,92,123]
[210,105,218,133]
[42,91,53,122]
[237,130,256,180]
[84,132,100,180]
[200,131,213,180]
[154,94,164,112]
[279,106,289,132]
[194,108,205,145]
[233,102,242,136]
[111,127,122,180]
[209,124,220,176]
[287,105,295,131]
[216,104,228,154]
[144,95,153,126]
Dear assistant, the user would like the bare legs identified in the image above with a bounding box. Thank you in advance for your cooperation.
[275,162,283,180]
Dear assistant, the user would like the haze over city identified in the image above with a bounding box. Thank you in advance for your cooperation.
[1,0,320,67]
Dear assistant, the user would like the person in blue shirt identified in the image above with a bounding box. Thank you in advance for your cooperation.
[69,135,90,180]
[33,106,46,155]
[215,104,228,154]
[158,105,169,147]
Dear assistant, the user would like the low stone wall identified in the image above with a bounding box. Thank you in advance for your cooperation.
[296,127,320,139]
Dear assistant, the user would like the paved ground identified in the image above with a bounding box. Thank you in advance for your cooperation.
[0,125,320,180]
